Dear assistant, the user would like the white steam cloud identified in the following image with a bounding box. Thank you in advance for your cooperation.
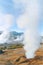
[0,0,42,59]
[0,14,14,43]
[13,0,41,59]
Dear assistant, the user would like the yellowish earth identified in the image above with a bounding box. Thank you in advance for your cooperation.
[0,44,43,65]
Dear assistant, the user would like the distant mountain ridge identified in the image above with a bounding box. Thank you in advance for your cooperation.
[0,31,23,36]
[0,31,24,44]
[0,31,43,44]
[10,31,23,36]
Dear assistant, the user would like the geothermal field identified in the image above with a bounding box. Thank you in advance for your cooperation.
[0,0,43,65]
[0,43,43,65]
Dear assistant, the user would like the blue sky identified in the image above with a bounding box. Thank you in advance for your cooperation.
[0,0,43,35]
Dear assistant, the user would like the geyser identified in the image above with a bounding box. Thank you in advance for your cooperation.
[15,0,41,58]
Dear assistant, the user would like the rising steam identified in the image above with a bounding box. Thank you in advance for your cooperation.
[14,0,41,58]
[0,0,41,59]
[0,14,13,43]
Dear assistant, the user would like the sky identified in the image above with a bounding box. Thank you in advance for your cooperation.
[0,0,43,35]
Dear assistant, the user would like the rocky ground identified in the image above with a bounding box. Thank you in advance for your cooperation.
[0,43,43,65]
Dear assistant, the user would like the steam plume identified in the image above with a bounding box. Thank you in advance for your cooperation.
[13,0,41,58]
[0,0,41,59]
[0,14,13,43]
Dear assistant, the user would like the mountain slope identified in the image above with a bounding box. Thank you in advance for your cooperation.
[0,31,24,44]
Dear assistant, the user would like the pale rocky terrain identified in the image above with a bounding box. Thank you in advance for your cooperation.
[0,43,43,65]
